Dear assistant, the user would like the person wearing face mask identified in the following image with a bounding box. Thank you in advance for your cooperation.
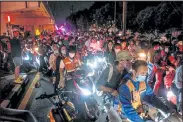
[104,40,116,65]
[59,45,67,58]
[119,60,173,122]
[148,50,166,96]
[169,55,183,113]
[114,43,121,55]
[53,45,66,93]
[89,38,103,54]
[48,44,60,77]
[59,46,81,89]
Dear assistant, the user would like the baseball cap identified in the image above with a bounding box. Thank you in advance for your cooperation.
[115,50,132,61]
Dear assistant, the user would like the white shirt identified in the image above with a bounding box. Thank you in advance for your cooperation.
[174,65,183,89]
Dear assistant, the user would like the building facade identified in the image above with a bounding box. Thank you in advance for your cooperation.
[0,1,55,36]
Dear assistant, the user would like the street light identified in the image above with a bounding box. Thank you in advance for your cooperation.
[122,1,127,36]
[7,16,11,37]
[8,16,11,23]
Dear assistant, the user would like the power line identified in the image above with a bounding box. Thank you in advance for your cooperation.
[173,1,181,13]
[169,1,181,15]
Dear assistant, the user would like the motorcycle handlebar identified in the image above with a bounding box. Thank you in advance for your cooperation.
[35,92,55,100]
[35,88,72,100]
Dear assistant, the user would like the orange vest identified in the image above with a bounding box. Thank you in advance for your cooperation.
[63,57,80,72]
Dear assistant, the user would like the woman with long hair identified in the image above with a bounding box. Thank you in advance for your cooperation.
[105,40,116,65]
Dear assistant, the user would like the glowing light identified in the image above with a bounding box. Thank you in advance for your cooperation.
[23,55,29,60]
[55,25,58,30]
[80,87,92,96]
[167,91,174,98]
[138,53,146,58]
[35,29,40,36]
[34,47,39,51]
[61,28,65,31]
[8,16,11,22]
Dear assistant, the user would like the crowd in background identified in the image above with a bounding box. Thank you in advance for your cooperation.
[0,27,182,121]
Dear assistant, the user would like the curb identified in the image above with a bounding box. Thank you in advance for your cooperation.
[0,74,29,108]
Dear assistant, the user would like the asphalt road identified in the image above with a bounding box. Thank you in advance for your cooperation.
[23,72,107,122]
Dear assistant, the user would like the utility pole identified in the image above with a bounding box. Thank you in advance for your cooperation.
[122,1,127,36]
[70,5,73,15]
[114,1,116,25]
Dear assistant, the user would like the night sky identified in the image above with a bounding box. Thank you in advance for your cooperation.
[48,1,94,24]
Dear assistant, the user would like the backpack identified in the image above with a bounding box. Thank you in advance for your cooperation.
[107,65,114,82]
[55,56,62,74]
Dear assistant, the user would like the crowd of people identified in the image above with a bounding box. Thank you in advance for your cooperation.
[0,26,182,122]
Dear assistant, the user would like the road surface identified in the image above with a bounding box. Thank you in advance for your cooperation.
[18,72,107,122]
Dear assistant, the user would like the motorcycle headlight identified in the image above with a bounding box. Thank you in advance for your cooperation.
[23,55,29,60]
[98,57,106,62]
[78,86,92,96]
[87,62,97,69]
[82,89,92,96]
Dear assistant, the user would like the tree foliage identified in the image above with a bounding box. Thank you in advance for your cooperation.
[66,1,182,32]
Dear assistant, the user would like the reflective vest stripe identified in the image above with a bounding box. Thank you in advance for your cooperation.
[126,80,146,109]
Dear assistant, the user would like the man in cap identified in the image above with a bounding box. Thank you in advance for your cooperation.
[96,50,132,121]
[96,50,132,97]
[10,27,23,83]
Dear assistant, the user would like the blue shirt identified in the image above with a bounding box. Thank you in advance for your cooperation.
[119,74,154,122]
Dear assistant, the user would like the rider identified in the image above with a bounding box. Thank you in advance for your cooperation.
[54,46,66,93]
[119,60,174,122]
[89,37,103,54]
[48,44,60,82]
[59,45,81,89]
[96,50,131,97]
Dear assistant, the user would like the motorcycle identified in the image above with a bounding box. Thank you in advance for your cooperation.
[72,69,100,121]
[102,93,182,122]
[35,89,77,122]
[146,102,182,122]
[22,50,37,73]
[102,93,125,122]
[86,51,107,82]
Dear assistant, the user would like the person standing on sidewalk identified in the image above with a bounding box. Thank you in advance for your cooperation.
[10,27,23,83]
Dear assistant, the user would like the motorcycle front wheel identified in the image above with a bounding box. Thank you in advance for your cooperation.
[83,99,100,121]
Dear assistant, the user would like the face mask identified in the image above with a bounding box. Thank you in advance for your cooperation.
[115,49,120,53]
[61,50,66,55]
[54,50,59,54]
[136,75,146,82]
[165,48,169,53]
[69,53,75,58]
[59,41,62,45]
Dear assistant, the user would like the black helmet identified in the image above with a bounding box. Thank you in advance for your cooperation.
[68,45,76,53]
